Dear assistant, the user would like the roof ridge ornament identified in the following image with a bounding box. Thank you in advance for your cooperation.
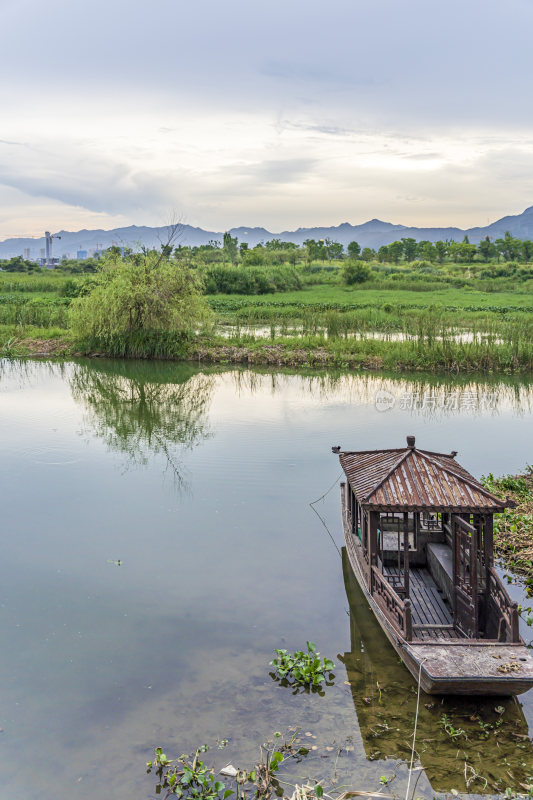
[406,435,416,448]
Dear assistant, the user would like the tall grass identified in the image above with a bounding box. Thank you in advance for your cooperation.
[203,328,533,372]
[75,330,192,358]
[0,297,70,327]
[0,274,78,293]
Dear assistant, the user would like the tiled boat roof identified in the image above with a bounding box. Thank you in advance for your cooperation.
[339,442,511,511]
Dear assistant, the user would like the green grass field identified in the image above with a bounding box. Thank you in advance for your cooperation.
[1,262,533,372]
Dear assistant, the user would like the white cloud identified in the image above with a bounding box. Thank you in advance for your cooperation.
[1,0,533,235]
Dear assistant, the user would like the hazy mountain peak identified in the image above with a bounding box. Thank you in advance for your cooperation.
[1,205,533,258]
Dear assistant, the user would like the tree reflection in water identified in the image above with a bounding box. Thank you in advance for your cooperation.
[70,360,215,488]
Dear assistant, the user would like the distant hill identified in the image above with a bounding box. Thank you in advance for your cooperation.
[2,206,533,259]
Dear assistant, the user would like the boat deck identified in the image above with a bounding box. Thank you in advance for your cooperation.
[383,565,461,640]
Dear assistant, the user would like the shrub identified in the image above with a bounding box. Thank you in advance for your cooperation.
[204,265,301,295]
[342,260,371,285]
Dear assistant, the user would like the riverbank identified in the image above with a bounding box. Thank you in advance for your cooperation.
[4,328,533,374]
[483,470,533,585]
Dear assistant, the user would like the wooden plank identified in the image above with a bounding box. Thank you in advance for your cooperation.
[421,587,450,625]
[413,624,455,630]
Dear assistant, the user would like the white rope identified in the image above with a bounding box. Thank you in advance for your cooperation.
[404,659,424,800]
[309,471,344,557]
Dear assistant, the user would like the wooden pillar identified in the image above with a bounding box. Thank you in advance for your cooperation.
[510,602,520,642]
[344,481,350,518]
[362,510,372,591]
[404,598,413,641]
[484,514,493,567]
[451,514,457,612]
[471,517,479,638]
[369,511,379,567]
[403,511,410,597]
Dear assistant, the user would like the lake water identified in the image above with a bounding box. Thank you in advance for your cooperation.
[0,359,532,800]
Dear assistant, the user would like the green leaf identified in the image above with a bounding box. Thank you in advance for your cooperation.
[307,641,317,652]
[315,786,324,798]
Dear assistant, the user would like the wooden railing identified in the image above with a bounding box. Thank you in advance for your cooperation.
[488,568,520,642]
[371,566,412,640]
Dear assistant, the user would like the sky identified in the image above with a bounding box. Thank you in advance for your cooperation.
[1,0,533,238]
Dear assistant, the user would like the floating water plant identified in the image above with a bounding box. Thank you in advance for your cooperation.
[147,747,232,800]
[270,641,335,687]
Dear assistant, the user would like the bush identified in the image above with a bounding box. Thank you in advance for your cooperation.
[342,260,371,285]
[204,265,301,295]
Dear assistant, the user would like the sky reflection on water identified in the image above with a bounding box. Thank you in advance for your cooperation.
[0,359,532,800]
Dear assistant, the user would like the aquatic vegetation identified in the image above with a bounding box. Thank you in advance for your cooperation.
[147,747,233,800]
[482,468,533,601]
[270,641,335,687]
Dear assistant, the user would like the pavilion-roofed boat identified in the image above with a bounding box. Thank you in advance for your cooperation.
[335,436,533,695]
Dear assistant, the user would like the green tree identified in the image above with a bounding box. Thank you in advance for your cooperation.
[223,232,239,264]
[521,239,533,262]
[388,241,403,264]
[2,256,30,272]
[69,250,210,355]
[477,236,495,262]
[303,238,327,263]
[459,236,477,263]
[377,245,389,262]
[417,240,437,262]
[495,231,521,261]
[324,238,343,260]
[434,241,447,264]
[347,241,361,259]
[401,237,417,262]
[360,247,376,262]
[449,238,476,263]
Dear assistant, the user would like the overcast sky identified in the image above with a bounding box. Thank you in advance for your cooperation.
[1,0,533,238]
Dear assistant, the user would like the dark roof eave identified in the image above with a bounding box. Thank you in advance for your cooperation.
[360,502,512,512]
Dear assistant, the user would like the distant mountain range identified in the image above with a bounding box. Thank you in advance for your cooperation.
[2,205,533,259]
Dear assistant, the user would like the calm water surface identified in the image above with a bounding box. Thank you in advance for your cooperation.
[0,359,532,800]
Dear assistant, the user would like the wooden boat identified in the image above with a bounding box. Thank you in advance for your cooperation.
[338,547,533,792]
[335,436,533,695]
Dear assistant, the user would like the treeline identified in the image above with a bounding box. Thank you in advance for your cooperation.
[2,229,533,276]
[171,230,533,267]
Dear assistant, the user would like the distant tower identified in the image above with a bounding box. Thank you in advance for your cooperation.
[23,248,31,260]
[45,230,61,268]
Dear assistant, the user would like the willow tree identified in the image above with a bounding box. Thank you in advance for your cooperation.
[69,249,211,357]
